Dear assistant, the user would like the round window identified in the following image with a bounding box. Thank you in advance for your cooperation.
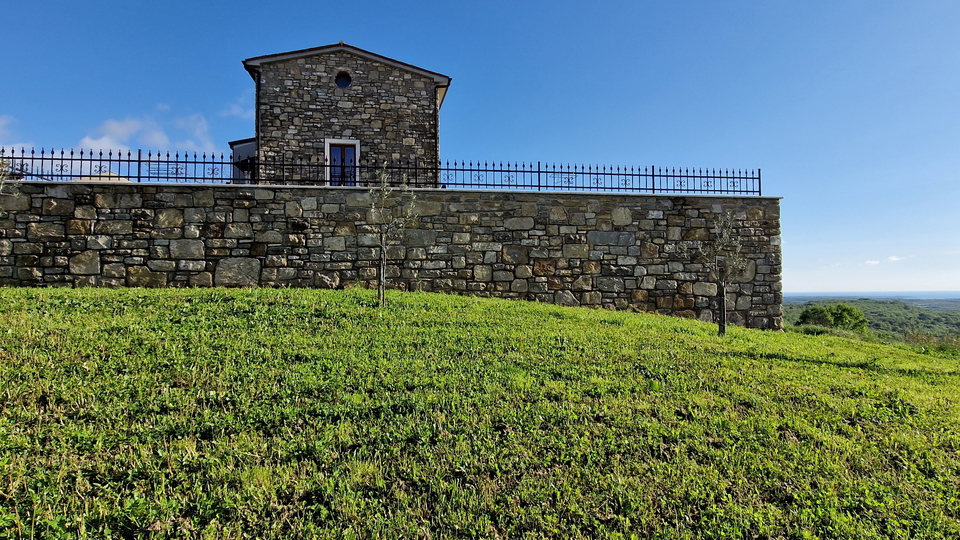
[335,72,352,88]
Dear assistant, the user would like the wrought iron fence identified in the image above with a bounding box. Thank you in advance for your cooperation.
[0,147,762,195]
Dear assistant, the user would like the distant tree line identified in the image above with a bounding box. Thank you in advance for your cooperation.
[797,303,868,332]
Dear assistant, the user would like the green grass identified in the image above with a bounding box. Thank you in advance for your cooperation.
[1,288,959,539]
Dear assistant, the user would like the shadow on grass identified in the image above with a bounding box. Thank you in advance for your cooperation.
[728,350,959,379]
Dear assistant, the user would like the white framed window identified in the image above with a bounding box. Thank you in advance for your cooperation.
[323,139,360,186]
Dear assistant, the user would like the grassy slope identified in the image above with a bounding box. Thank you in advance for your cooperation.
[1,289,959,539]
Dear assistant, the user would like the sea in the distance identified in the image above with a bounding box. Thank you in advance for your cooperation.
[785,291,960,302]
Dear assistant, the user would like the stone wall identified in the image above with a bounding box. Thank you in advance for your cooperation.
[254,50,441,168]
[0,182,783,329]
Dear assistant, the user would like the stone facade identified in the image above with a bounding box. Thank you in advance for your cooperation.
[0,182,783,329]
[244,44,450,184]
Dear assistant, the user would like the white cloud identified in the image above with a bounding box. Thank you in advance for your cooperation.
[0,115,34,150]
[76,113,218,154]
[865,260,880,265]
[221,89,255,120]
[888,256,905,262]
[172,114,217,154]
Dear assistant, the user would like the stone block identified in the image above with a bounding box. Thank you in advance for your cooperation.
[596,277,625,292]
[224,223,254,238]
[346,192,371,207]
[256,230,284,243]
[155,209,183,228]
[571,276,592,291]
[69,250,100,275]
[148,260,177,272]
[128,266,168,287]
[66,220,93,235]
[119,194,142,208]
[86,235,113,250]
[533,260,556,276]
[1,193,31,212]
[504,217,534,230]
[555,290,580,307]
[693,282,718,296]
[683,228,709,241]
[474,265,492,282]
[42,198,75,216]
[404,229,437,247]
[285,202,303,217]
[27,222,64,241]
[562,244,589,259]
[215,258,261,287]
[190,272,214,287]
[581,291,602,305]
[586,231,635,246]
[611,207,632,226]
[103,263,126,278]
[324,236,346,251]
[410,200,442,216]
[170,239,205,259]
[502,245,529,264]
[96,221,133,235]
[93,193,117,209]
[194,190,216,207]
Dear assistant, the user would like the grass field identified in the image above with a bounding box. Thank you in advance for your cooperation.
[1,288,959,538]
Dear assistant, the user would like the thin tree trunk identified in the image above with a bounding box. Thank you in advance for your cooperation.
[378,229,387,306]
[717,259,728,336]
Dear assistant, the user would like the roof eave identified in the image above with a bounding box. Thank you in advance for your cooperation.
[242,42,451,88]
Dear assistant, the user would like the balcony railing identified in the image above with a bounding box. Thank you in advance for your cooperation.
[0,147,762,196]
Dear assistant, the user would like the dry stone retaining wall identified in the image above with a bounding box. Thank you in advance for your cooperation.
[0,182,783,329]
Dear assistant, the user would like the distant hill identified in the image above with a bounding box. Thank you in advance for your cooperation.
[783,298,960,336]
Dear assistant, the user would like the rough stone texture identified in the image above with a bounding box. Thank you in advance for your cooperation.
[253,49,442,184]
[0,182,783,329]
[215,258,261,287]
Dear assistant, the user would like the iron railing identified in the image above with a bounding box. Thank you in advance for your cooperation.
[0,147,762,195]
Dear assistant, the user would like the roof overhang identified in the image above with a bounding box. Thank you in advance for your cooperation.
[243,42,452,108]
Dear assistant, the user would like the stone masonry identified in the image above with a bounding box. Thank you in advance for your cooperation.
[0,182,783,329]
[247,45,448,174]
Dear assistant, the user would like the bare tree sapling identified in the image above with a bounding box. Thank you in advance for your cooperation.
[368,168,418,306]
[681,212,748,336]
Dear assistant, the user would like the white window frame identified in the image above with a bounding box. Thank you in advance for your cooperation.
[323,138,360,186]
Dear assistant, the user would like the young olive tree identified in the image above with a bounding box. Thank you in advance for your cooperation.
[681,212,748,336]
[368,168,418,306]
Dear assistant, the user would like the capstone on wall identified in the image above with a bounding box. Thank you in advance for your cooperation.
[0,182,783,329]
[254,50,441,168]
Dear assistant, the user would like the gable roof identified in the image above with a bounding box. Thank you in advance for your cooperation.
[242,42,452,107]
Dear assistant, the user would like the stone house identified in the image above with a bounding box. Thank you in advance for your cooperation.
[233,42,452,186]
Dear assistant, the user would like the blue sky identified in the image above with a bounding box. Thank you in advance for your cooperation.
[2,0,958,292]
